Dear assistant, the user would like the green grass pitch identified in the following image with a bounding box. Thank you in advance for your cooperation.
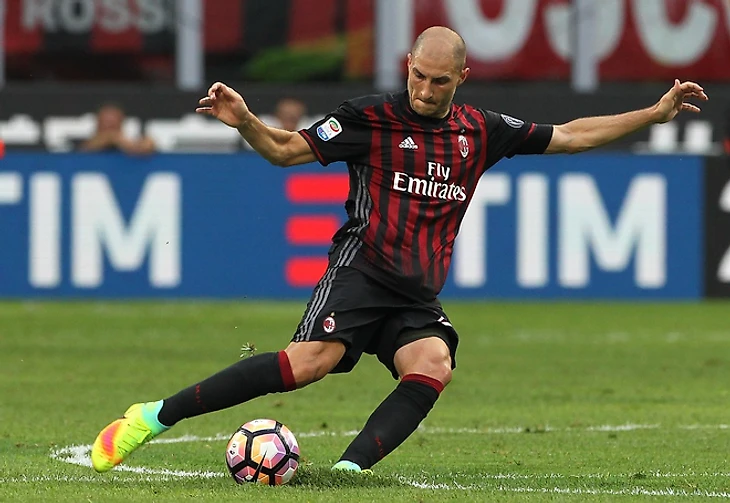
[1,301,729,502]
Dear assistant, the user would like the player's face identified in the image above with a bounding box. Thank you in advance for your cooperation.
[407,52,469,118]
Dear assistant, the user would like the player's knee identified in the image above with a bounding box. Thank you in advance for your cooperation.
[405,357,451,388]
[395,336,453,388]
[428,355,453,388]
[284,341,345,387]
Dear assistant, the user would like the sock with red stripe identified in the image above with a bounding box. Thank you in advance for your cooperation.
[337,373,443,469]
[157,351,296,427]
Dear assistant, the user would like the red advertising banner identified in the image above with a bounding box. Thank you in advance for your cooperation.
[4,0,372,55]
[5,0,175,53]
[414,0,730,80]
[4,0,374,79]
[3,0,729,81]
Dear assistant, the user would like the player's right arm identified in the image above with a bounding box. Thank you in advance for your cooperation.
[196,82,315,167]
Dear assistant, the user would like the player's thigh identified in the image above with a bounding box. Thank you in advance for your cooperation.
[284,340,347,386]
[288,266,387,384]
[393,332,453,386]
[377,306,459,382]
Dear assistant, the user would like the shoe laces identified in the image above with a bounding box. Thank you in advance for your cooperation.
[116,417,154,454]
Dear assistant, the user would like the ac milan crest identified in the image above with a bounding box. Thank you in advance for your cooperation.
[323,316,336,333]
[458,135,469,158]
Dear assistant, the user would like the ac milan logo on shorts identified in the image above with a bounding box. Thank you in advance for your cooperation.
[458,135,469,158]
[323,316,336,333]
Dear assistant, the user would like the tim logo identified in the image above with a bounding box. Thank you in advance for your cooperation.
[284,173,348,288]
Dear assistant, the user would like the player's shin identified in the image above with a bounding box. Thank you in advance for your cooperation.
[157,351,296,427]
[337,374,443,469]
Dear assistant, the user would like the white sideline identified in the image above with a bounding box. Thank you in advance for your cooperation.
[496,486,730,498]
[401,478,730,498]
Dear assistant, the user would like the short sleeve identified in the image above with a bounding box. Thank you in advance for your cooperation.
[299,103,371,166]
[481,110,553,162]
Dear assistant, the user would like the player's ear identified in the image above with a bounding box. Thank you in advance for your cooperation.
[406,53,413,70]
[457,67,470,86]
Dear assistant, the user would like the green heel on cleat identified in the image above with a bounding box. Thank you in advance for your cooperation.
[332,460,373,475]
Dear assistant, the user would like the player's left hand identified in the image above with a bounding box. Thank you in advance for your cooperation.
[654,79,708,124]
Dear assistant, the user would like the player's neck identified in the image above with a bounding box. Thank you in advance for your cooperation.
[404,94,453,123]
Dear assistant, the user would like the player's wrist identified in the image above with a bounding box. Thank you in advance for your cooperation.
[648,102,666,124]
[235,110,255,130]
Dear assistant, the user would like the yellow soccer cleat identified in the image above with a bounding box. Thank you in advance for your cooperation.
[91,401,169,473]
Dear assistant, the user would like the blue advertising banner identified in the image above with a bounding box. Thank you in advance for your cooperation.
[0,153,703,299]
[444,155,703,299]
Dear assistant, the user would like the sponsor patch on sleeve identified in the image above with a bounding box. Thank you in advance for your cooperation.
[501,114,525,129]
[316,118,343,141]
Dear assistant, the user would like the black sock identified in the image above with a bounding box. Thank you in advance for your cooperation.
[157,351,296,427]
[339,374,443,469]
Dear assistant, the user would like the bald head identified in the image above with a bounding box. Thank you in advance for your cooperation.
[406,26,470,118]
[411,26,466,71]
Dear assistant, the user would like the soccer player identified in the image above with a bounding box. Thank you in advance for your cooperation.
[91,26,708,474]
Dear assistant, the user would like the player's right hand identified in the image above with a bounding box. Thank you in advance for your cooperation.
[196,82,251,129]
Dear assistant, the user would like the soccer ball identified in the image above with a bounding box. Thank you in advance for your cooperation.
[225,419,300,485]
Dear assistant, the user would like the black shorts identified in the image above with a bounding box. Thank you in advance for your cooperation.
[291,266,459,379]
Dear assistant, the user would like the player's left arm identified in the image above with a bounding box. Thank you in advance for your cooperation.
[545,80,708,154]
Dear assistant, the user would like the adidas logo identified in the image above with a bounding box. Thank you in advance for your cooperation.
[398,136,418,149]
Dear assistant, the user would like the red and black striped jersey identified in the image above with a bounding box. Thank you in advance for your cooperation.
[299,90,553,302]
